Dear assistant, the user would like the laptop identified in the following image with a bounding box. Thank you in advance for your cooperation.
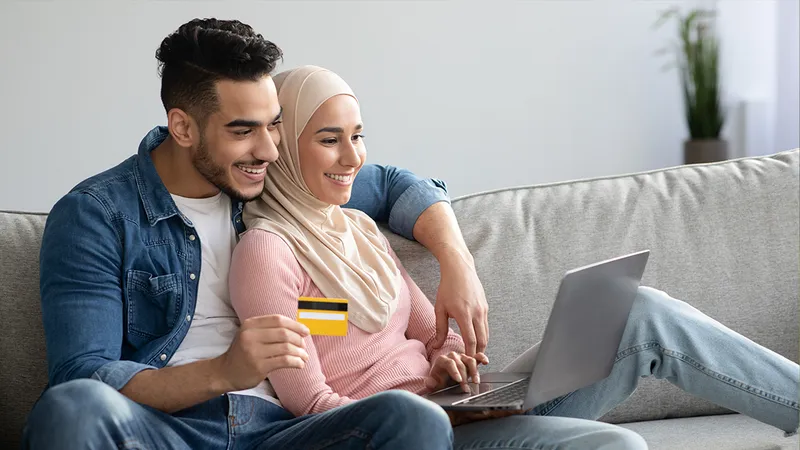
[424,250,650,411]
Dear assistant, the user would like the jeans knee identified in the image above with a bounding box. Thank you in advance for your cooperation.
[24,379,135,444]
[369,390,452,442]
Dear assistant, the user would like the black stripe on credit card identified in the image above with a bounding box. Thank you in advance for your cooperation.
[298,301,348,312]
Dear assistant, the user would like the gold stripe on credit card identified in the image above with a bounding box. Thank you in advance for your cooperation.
[297,297,348,336]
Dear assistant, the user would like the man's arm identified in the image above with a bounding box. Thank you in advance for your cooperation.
[345,164,449,239]
[347,164,489,356]
[40,192,307,413]
[412,202,489,356]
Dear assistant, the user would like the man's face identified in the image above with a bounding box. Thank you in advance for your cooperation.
[191,76,282,202]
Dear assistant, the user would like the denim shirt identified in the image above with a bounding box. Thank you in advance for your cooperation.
[39,126,449,391]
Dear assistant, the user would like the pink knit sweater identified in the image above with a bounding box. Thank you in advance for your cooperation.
[229,228,465,417]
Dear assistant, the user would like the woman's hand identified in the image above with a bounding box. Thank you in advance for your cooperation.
[425,352,489,392]
[446,409,528,427]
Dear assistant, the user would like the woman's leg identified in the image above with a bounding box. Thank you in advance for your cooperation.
[529,286,800,436]
[453,415,647,450]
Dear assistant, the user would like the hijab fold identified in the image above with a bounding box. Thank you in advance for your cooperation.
[243,65,401,333]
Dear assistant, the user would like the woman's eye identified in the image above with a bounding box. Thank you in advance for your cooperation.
[321,138,337,145]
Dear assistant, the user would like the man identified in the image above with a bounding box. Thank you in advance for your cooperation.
[21,18,488,449]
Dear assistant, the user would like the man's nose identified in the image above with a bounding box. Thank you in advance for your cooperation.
[256,130,280,163]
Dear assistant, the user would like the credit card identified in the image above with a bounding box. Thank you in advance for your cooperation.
[297,297,348,336]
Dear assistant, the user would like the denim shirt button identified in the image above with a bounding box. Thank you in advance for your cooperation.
[185,314,191,322]
[189,273,196,280]
[189,234,196,241]
[159,354,167,361]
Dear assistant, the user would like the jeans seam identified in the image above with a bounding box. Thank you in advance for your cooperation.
[304,428,371,450]
[618,340,800,411]
[661,348,800,410]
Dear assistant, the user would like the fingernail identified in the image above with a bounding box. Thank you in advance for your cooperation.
[455,374,462,382]
[475,375,481,383]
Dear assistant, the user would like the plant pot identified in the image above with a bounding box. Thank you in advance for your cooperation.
[684,139,728,165]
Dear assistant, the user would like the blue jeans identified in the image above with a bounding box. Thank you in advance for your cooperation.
[22,383,453,449]
[452,287,800,449]
[22,287,799,449]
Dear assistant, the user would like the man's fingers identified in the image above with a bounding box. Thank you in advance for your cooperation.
[458,313,478,357]
[248,327,308,348]
[433,304,449,349]
[263,354,306,372]
[259,342,310,361]
[474,315,488,355]
[243,314,310,337]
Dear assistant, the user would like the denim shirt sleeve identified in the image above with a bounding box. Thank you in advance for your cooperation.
[344,164,450,240]
[39,191,155,390]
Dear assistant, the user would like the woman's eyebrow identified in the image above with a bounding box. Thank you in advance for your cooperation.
[315,124,363,134]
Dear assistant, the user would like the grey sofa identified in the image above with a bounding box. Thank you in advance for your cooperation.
[2,150,798,449]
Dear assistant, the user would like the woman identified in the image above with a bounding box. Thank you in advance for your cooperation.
[229,65,798,448]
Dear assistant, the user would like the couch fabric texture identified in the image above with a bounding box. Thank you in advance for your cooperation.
[1,150,798,449]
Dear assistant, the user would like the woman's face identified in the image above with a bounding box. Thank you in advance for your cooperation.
[297,94,366,205]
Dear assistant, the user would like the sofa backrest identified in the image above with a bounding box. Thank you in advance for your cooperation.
[385,149,799,424]
[1,150,798,446]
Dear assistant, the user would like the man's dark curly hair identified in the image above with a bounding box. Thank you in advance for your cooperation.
[156,18,283,127]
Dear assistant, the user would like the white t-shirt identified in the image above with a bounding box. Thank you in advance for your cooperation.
[170,192,280,405]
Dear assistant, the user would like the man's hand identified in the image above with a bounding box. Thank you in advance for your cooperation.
[212,315,311,392]
[411,202,490,357]
[434,253,489,356]
[446,409,527,427]
[425,351,489,392]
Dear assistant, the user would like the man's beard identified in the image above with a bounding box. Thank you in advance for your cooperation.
[192,138,261,203]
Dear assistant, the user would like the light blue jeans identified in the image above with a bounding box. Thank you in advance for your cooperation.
[452,286,800,449]
[22,287,799,449]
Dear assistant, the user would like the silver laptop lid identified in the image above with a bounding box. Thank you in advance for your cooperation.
[524,250,650,408]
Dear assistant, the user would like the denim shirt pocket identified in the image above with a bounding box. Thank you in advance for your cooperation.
[125,269,182,349]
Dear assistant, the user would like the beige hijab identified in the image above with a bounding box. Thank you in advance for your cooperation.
[243,65,401,333]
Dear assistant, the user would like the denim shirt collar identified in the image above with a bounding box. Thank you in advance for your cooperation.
[134,126,190,227]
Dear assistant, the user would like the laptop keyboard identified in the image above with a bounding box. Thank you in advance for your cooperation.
[460,378,530,406]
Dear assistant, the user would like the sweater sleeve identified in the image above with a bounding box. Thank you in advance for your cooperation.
[229,229,355,416]
[384,239,465,361]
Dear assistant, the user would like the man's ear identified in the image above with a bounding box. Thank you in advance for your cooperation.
[167,108,198,148]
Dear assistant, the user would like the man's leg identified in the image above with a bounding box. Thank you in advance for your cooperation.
[21,378,229,449]
[244,390,454,450]
[453,415,647,450]
[530,286,800,435]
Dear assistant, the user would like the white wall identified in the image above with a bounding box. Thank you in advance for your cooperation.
[775,0,800,153]
[0,0,788,212]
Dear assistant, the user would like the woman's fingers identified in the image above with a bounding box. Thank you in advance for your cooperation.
[447,352,469,391]
[460,354,480,383]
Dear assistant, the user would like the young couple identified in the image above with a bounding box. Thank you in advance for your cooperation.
[23,17,798,450]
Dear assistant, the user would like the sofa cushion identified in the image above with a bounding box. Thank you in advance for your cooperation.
[0,211,49,445]
[385,150,800,424]
[620,414,799,449]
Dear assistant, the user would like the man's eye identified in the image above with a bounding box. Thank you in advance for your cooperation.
[352,134,365,142]
[268,120,283,130]
[235,130,252,136]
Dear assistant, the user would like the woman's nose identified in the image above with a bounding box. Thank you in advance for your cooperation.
[339,140,361,167]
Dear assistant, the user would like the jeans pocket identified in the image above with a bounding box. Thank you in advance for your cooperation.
[125,269,182,348]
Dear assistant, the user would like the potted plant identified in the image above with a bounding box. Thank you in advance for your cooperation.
[655,7,727,164]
